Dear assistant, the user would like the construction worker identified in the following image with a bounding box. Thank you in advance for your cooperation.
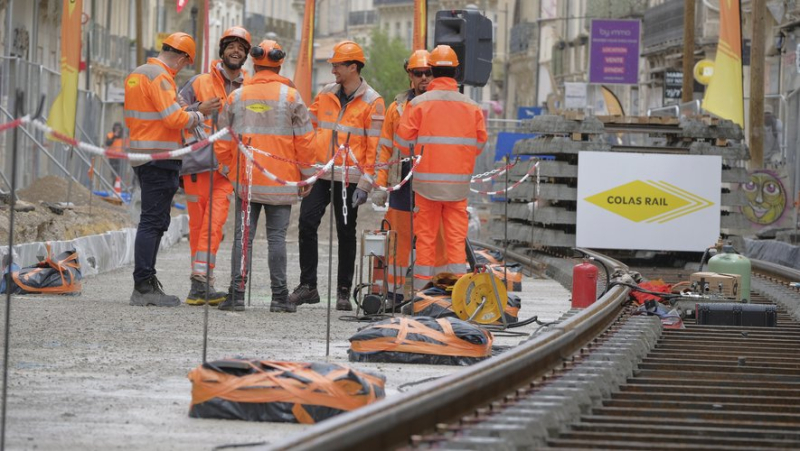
[372,50,431,306]
[394,45,487,290]
[288,40,385,311]
[124,32,210,307]
[178,26,250,306]
[105,122,125,176]
[215,40,316,312]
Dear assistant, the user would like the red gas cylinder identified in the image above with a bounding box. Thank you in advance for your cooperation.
[572,260,598,308]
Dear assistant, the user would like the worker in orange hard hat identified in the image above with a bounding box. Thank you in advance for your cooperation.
[394,45,487,290]
[124,31,209,307]
[215,39,316,312]
[371,49,435,308]
[177,26,251,306]
[288,40,385,311]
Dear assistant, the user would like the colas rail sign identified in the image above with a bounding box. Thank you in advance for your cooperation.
[576,152,721,252]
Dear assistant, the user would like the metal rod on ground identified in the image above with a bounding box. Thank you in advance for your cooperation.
[1,89,24,451]
[245,137,254,308]
[202,114,218,363]
[409,144,416,311]
[325,135,338,358]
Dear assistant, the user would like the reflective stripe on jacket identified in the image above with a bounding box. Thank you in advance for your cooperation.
[178,60,247,176]
[216,70,316,205]
[394,77,487,201]
[123,58,202,167]
[308,79,384,192]
[376,90,412,188]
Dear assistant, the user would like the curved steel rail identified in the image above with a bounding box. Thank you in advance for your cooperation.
[266,247,630,451]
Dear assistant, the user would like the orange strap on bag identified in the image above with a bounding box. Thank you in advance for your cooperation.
[188,360,384,424]
[349,317,492,358]
[11,243,81,294]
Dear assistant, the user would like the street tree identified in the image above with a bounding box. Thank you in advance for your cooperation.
[362,28,410,101]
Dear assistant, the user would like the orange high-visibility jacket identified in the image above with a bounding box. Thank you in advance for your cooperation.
[308,80,384,192]
[123,58,203,166]
[395,77,487,201]
[179,60,248,175]
[376,90,413,188]
[216,70,316,205]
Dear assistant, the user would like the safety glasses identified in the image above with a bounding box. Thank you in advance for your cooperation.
[410,69,432,78]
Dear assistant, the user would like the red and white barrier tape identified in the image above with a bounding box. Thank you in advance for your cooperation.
[24,117,231,162]
[470,161,539,195]
[235,140,343,188]
[343,147,421,192]
[0,116,27,133]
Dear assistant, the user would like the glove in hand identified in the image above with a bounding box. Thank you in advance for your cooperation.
[351,188,368,207]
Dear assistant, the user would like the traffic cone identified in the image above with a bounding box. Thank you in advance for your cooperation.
[114,176,122,198]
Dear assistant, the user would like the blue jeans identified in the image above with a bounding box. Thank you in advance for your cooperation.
[133,165,180,284]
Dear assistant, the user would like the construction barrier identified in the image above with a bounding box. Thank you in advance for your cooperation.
[188,359,385,424]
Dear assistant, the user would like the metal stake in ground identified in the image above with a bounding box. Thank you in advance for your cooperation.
[65,146,75,207]
[409,144,417,311]
[325,135,337,358]
[1,90,42,451]
[201,114,218,363]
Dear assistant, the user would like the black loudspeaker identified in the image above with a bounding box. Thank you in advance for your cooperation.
[434,9,493,87]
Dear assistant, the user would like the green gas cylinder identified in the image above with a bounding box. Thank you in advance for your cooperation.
[708,244,751,303]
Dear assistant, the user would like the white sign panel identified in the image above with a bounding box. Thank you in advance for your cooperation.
[564,82,588,109]
[576,152,721,252]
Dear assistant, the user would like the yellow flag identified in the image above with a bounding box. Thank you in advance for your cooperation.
[413,0,427,51]
[294,0,316,106]
[702,0,743,127]
[47,0,83,138]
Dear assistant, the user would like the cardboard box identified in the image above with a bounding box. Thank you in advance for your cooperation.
[689,272,741,301]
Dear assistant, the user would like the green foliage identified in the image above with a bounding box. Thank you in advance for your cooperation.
[361,28,411,101]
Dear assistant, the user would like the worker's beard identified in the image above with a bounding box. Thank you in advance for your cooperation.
[223,57,244,71]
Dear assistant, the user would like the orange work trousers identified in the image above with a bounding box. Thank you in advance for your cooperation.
[413,194,468,290]
[183,171,234,278]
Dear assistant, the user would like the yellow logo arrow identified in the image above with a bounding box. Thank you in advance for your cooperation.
[246,103,272,113]
[585,180,713,223]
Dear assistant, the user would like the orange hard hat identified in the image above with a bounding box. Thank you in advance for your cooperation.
[407,50,431,70]
[163,32,196,64]
[328,40,365,64]
[428,45,459,67]
[250,40,285,67]
[219,26,252,56]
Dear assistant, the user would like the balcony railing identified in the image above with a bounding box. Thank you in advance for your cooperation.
[85,25,133,73]
[349,10,377,26]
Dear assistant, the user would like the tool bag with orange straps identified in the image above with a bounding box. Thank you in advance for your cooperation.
[348,316,493,366]
[473,247,523,292]
[4,245,82,295]
[188,359,385,423]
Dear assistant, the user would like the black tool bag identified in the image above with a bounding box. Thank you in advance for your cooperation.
[5,248,82,295]
[696,303,777,327]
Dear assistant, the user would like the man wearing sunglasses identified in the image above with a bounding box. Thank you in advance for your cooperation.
[371,50,431,308]
[394,45,487,291]
[289,40,385,311]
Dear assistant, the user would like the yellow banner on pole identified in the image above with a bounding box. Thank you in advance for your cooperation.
[47,0,83,138]
[413,0,427,51]
[702,0,743,127]
[294,0,316,106]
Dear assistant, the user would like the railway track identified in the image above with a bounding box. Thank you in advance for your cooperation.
[265,247,800,451]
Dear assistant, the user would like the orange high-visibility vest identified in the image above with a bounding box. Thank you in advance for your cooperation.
[376,90,412,188]
[216,70,316,205]
[123,58,202,166]
[395,77,487,201]
[308,80,384,192]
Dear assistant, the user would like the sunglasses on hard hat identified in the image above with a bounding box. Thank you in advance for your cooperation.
[410,69,432,78]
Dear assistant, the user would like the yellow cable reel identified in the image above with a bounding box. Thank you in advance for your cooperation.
[451,270,507,324]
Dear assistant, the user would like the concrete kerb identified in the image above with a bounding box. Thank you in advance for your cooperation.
[0,214,189,278]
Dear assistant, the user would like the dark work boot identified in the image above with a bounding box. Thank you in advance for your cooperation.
[270,291,296,313]
[336,286,352,311]
[217,288,245,312]
[130,276,181,307]
[287,284,320,306]
[185,278,227,306]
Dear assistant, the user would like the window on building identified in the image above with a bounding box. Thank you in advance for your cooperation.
[407,21,412,48]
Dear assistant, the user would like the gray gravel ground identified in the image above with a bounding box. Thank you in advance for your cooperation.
[0,205,570,450]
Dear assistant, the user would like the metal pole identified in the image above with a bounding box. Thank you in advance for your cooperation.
[1,89,23,451]
[202,116,217,363]
[409,144,416,310]
[325,136,337,358]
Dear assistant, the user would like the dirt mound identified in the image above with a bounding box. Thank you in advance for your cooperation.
[2,176,134,244]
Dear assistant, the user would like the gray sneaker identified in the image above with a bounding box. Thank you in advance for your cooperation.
[130,276,181,307]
